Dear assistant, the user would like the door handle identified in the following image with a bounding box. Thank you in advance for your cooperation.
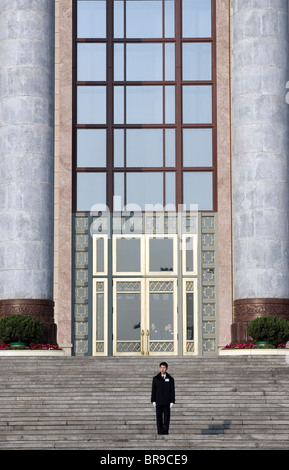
[146,329,149,355]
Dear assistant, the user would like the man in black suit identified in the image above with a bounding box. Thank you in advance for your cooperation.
[151,362,175,435]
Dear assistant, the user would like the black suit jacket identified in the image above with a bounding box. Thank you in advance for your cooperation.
[151,372,175,406]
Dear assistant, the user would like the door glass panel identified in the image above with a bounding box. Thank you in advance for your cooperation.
[117,293,141,341]
[116,238,141,272]
[96,292,104,341]
[183,171,213,210]
[77,129,106,167]
[126,86,163,124]
[126,172,163,210]
[182,85,212,124]
[126,129,163,167]
[150,292,174,341]
[149,238,174,272]
[77,0,106,38]
[96,237,104,272]
[126,1,163,38]
[182,0,211,38]
[182,43,211,81]
[183,128,212,167]
[185,237,194,272]
[126,44,162,81]
[77,86,106,124]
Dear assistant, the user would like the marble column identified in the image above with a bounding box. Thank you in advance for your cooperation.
[231,0,289,342]
[0,0,56,343]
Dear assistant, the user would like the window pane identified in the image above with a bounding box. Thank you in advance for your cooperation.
[183,172,213,210]
[185,238,194,272]
[126,172,163,210]
[126,1,162,38]
[114,43,124,81]
[77,86,106,124]
[77,129,106,167]
[114,0,124,38]
[77,172,106,211]
[183,129,212,167]
[149,238,174,271]
[116,238,141,272]
[165,86,175,124]
[165,172,175,208]
[182,0,211,38]
[165,129,175,166]
[182,43,211,81]
[165,0,175,38]
[114,129,124,167]
[77,43,106,81]
[182,85,212,124]
[114,86,124,124]
[126,86,163,124]
[77,1,106,38]
[96,238,105,272]
[126,44,162,81]
[114,173,124,210]
[165,43,175,81]
[126,129,163,167]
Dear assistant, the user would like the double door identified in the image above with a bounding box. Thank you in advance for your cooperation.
[113,278,177,356]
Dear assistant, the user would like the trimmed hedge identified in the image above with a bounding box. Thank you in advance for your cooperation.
[0,314,44,344]
[247,316,289,346]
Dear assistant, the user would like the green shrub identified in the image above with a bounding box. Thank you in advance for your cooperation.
[247,316,289,346]
[0,314,44,344]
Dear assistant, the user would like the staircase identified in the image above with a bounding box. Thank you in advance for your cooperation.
[0,355,289,450]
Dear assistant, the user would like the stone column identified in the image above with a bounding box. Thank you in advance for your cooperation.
[231,0,289,342]
[0,0,56,343]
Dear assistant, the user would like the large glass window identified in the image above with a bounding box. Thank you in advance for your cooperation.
[75,0,215,211]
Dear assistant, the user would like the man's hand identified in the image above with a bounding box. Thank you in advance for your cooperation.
[153,402,156,407]
[170,403,174,408]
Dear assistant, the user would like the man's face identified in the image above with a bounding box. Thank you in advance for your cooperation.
[160,365,167,375]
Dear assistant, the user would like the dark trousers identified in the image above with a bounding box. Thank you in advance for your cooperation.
[156,405,170,435]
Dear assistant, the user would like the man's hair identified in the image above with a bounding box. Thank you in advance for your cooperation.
[160,362,168,368]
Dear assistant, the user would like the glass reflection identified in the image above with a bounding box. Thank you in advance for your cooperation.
[77,129,106,168]
[114,129,124,167]
[183,128,212,167]
[114,0,124,38]
[182,0,211,38]
[77,1,106,38]
[114,86,124,124]
[183,172,213,210]
[182,85,212,124]
[182,43,211,81]
[165,173,175,208]
[114,43,124,81]
[165,43,175,81]
[126,129,163,167]
[165,129,175,167]
[165,86,175,124]
[165,0,175,38]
